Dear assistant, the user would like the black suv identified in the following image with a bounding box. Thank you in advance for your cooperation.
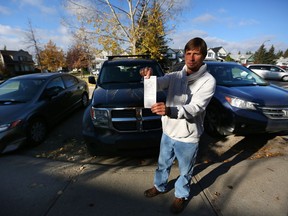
[82,55,166,155]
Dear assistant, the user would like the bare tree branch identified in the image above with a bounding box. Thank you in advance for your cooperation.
[24,19,43,71]
[62,0,182,54]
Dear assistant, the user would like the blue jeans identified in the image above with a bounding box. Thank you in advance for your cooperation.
[154,133,199,199]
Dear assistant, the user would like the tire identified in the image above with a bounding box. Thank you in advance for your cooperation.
[27,118,47,146]
[204,106,226,137]
[282,76,288,82]
[81,93,89,108]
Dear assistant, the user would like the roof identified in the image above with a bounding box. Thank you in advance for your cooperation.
[247,64,278,67]
[0,49,31,56]
[211,47,223,53]
[0,49,34,64]
[9,72,63,80]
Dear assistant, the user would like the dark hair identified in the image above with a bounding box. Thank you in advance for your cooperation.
[184,37,207,58]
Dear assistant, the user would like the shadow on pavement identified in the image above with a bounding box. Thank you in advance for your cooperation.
[187,134,276,207]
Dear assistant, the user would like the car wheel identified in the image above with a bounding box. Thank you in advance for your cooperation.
[204,106,225,137]
[81,93,89,108]
[27,118,47,146]
[282,76,288,82]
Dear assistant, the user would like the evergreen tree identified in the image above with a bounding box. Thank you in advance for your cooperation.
[135,0,148,53]
[276,50,283,58]
[284,49,288,58]
[63,0,179,55]
[135,0,168,66]
[267,45,276,64]
[225,54,235,62]
[254,44,268,64]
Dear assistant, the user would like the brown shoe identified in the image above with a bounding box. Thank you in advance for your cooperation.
[170,198,187,214]
[144,186,164,198]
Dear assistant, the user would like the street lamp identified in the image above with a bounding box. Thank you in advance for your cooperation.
[262,39,270,47]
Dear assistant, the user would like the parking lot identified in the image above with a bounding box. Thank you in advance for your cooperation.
[16,104,288,167]
[7,79,284,164]
[2,79,285,165]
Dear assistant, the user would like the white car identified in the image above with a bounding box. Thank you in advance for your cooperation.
[247,64,288,82]
[91,69,99,76]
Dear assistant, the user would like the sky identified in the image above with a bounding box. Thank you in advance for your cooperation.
[1,0,288,56]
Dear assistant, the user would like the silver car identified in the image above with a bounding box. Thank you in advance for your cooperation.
[247,64,288,82]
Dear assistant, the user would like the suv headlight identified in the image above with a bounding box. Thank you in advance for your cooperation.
[90,108,109,128]
[225,96,257,110]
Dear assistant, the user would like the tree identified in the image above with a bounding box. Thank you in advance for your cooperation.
[254,44,278,64]
[72,25,96,72]
[66,45,81,70]
[40,40,65,72]
[267,45,276,65]
[136,0,168,64]
[63,0,180,55]
[283,49,288,58]
[253,44,268,64]
[66,43,89,73]
[225,54,235,62]
[276,50,283,58]
[24,19,43,71]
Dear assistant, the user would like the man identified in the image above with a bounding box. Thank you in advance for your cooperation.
[140,37,216,214]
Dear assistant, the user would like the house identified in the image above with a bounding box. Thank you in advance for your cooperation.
[230,53,254,65]
[206,47,228,61]
[90,50,110,72]
[0,49,35,77]
[165,48,184,65]
[165,46,228,64]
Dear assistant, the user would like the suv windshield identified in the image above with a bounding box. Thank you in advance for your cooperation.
[99,61,163,84]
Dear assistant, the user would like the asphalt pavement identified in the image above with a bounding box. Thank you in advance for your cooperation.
[0,154,287,216]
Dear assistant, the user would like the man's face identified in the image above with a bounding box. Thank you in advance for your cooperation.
[185,48,204,73]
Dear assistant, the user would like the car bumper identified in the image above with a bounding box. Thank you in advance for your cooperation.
[0,128,26,153]
[220,109,288,135]
[82,124,162,155]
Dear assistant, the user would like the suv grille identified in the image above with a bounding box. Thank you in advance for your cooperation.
[111,108,162,132]
[259,107,288,119]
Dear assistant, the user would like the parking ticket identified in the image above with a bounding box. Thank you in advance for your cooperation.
[144,76,157,108]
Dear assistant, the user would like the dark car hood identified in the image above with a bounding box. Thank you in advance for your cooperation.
[0,102,29,123]
[91,83,166,108]
[217,84,288,106]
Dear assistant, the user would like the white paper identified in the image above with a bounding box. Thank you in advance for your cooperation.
[144,76,157,108]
